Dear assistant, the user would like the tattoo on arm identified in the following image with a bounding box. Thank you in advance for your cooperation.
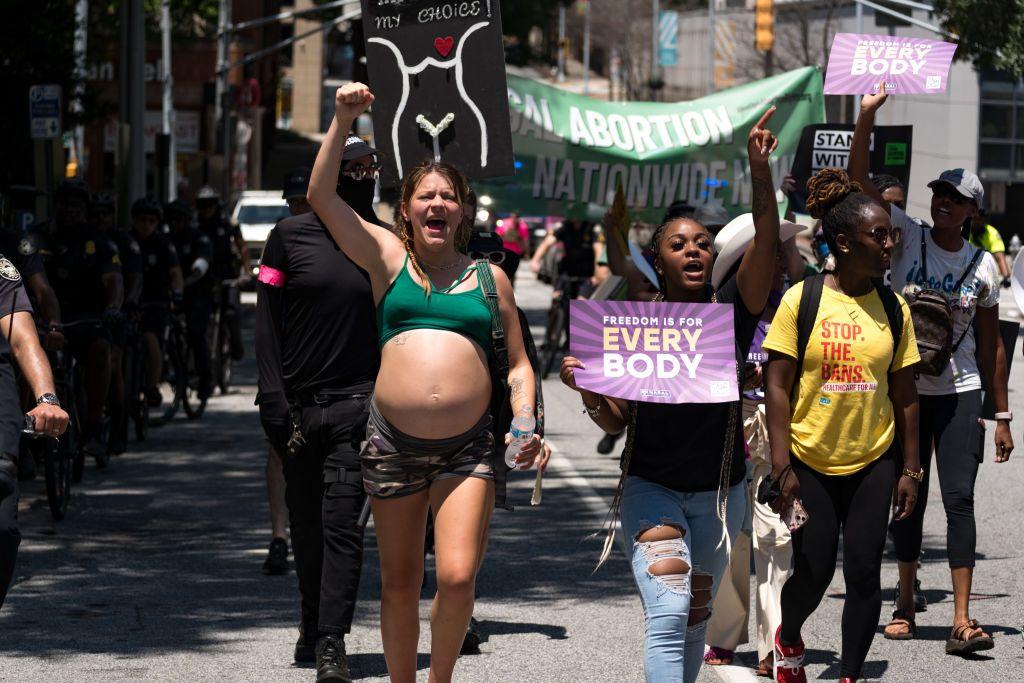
[509,377,524,399]
[751,175,773,218]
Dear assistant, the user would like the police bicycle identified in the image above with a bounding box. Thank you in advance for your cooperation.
[144,304,207,424]
[121,312,149,442]
[211,278,241,395]
[539,275,593,379]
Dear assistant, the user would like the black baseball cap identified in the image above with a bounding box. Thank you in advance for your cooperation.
[282,167,311,199]
[342,134,378,162]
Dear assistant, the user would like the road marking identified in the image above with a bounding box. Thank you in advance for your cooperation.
[545,440,760,683]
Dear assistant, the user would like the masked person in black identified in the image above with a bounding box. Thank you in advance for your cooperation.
[256,144,383,682]
[0,250,69,610]
[195,186,247,362]
[91,192,142,455]
[130,197,184,407]
[165,199,214,400]
[25,179,123,459]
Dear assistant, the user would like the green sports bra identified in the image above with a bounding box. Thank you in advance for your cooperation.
[376,255,494,355]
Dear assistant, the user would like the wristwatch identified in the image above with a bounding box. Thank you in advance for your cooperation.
[36,393,60,407]
[902,467,924,482]
[994,411,1013,422]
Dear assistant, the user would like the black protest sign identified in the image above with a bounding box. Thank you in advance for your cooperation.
[789,123,913,213]
[360,0,515,187]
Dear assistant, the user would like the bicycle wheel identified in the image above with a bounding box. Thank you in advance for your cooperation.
[541,303,566,379]
[41,436,71,521]
[152,338,185,426]
[182,340,208,420]
[215,317,233,395]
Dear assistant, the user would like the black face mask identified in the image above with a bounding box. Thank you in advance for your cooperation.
[338,177,377,224]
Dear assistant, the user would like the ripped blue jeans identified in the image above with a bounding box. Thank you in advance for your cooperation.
[619,476,747,683]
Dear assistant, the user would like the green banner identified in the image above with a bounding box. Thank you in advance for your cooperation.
[475,67,825,223]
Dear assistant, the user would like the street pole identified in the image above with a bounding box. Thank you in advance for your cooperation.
[161,0,176,202]
[583,0,591,96]
[707,0,715,95]
[125,0,145,205]
[856,0,863,34]
[72,0,88,177]
[216,0,232,200]
[557,4,566,84]
[652,0,659,98]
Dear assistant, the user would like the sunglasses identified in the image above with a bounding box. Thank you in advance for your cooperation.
[341,162,382,181]
[867,226,901,247]
[931,185,971,206]
[469,250,506,265]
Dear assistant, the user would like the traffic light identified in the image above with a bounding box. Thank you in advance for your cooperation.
[755,0,773,53]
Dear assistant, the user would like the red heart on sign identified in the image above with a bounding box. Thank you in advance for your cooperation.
[434,36,454,58]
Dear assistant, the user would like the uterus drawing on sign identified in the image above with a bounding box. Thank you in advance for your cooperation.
[368,21,490,178]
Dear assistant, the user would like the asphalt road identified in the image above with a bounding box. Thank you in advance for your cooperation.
[1,274,1022,682]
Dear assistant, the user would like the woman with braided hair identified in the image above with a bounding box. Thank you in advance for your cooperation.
[763,168,922,683]
[308,82,541,683]
[559,107,783,683]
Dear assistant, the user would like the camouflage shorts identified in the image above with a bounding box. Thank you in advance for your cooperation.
[361,401,495,499]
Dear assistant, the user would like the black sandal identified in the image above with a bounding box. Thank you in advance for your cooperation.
[945,619,994,655]
[883,609,916,640]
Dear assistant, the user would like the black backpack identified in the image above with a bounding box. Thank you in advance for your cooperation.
[791,273,904,402]
[903,231,982,376]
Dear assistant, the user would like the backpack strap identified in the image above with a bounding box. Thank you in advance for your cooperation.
[920,227,929,283]
[476,259,509,386]
[872,279,904,370]
[947,248,985,354]
[792,273,825,403]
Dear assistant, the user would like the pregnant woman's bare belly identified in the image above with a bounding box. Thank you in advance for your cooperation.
[374,328,493,439]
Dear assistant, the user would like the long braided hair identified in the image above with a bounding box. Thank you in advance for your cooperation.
[805,168,876,261]
[392,160,474,296]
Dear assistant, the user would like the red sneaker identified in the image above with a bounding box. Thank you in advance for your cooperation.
[774,626,807,683]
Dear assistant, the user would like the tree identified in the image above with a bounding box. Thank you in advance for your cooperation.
[934,0,1024,77]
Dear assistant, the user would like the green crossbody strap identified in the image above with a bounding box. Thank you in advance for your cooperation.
[476,259,509,385]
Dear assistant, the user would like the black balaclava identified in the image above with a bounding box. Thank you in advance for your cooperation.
[338,176,379,225]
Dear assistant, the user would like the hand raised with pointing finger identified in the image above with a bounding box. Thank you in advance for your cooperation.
[747,106,778,167]
[335,82,375,123]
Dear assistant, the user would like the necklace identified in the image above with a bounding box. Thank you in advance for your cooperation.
[421,256,463,271]
[829,272,863,322]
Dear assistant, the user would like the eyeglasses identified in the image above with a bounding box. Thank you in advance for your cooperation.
[868,226,901,247]
[931,185,971,206]
[341,162,382,181]
[470,250,506,265]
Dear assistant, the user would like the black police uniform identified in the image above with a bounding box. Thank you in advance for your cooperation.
[103,229,142,346]
[0,253,32,609]
[134,228,180,336]
[198,214,244,358]
[24,223,122,349]
[169,226,214,391]
[255,212,379,640]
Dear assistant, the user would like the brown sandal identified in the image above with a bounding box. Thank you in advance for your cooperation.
[946,619,994,655]
[883,609,916,640]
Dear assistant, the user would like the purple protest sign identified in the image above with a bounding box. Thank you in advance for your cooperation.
[824,33,958,95]
[569,300,739,404]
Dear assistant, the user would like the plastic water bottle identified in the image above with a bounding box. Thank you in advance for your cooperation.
[504,413,536,470]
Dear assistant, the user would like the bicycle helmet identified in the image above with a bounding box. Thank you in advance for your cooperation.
[164,198,192,221]
[91,191,116,210]
[55,178,92,202]
[196,185,221,202]
[131,196,163,220]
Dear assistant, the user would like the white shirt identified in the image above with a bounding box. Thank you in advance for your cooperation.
[889,205,1001,395]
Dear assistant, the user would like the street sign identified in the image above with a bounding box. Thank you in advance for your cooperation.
[658,11,678,67]
[29,84,62,140]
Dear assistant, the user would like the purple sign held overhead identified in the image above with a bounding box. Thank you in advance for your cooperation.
[824,33,958,95]
[569,300,739,405]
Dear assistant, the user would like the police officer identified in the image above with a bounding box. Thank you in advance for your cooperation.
[0,251,68,609]
[255,144,383,682]
[91,192,142,454]
[195,186,247,361]
[129,197,183,407]
[165,199,214,400]
[26,179,123,459]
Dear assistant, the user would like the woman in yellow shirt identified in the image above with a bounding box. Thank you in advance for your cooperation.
[762,169,922,683]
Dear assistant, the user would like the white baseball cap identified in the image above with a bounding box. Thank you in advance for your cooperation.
[711,213,803,289]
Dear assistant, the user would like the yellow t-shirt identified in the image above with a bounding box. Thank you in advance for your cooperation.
[763,281,920,475]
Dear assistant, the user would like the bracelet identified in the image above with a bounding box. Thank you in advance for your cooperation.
[583,399,601,418]
[994,411,1013,422]
[901,467,924,482]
